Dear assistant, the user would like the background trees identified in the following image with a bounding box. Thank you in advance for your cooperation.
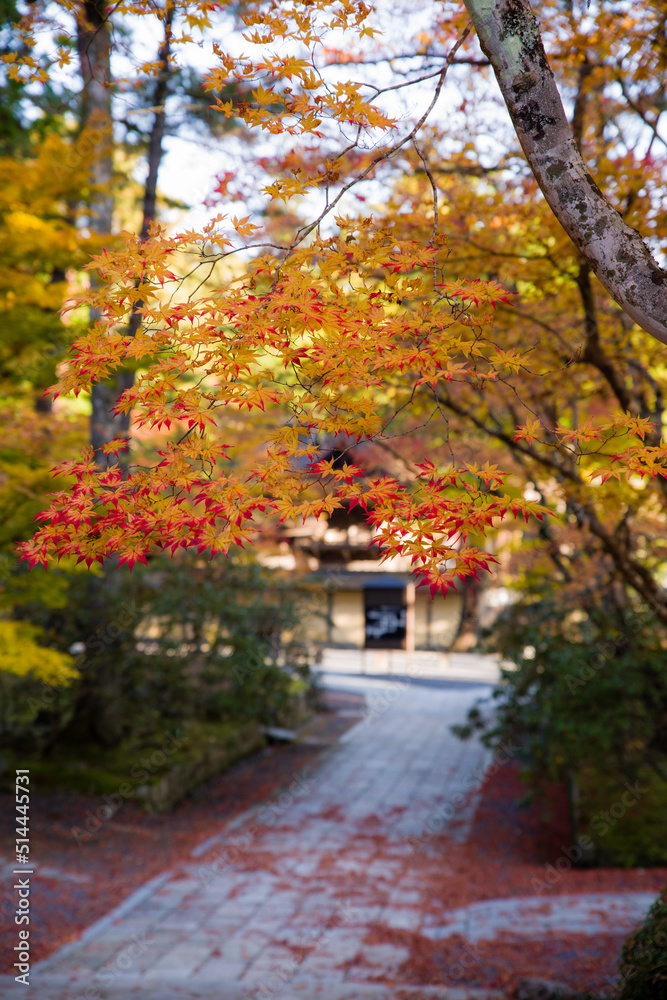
[0,21,94,691]
[5,551,311,752]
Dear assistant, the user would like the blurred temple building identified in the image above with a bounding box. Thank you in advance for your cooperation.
[260,439,475,652]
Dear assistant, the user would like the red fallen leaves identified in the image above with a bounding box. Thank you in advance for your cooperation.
[4,739,663,993]
[357,764,667,994]
[366,924,628,993]
[0,741,324,974]
[290,765,663,995]
[0,692,362,974]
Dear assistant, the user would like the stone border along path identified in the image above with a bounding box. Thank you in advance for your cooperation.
[3,663,660,1000]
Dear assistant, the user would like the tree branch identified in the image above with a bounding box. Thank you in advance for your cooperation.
[462,0,667,346]
[437,388,667,620]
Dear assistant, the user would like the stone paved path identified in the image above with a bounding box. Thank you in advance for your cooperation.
[420,892,658,942]
[4,669,659,1000]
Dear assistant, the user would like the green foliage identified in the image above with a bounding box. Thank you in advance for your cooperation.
[454,588,667,869]
[455,588,667,789]
[0,412,86,740]
[576,766,667,868]
[0,617,79,755]
[619,890,667,999]
[5,549,314,754]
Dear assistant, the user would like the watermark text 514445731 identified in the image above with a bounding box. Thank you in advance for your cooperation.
[14,769,32,986]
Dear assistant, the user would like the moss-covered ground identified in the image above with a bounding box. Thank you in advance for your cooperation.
[1,719,249,797]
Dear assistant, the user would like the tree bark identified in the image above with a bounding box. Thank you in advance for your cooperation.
[127,1,174,343]
[68,1,173,746]
[77,0,123,468]
[462,0,667,347]
[77,1,113,236]
[78,0,173,466]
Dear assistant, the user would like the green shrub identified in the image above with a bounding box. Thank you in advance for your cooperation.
[455,589,667,793]
[619,890,667,999]
[4,549,316,753]
[128,550,315,728]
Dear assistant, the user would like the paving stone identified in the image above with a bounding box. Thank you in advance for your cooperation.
[347,942,411,978]
[141,941,215,980]
[190,958,249,983]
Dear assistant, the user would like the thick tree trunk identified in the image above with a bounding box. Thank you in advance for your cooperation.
[78,2,172,463]
[69,2,172,746]
[462,0,667,347]
[77,0,125,468]
[70,0,126,745]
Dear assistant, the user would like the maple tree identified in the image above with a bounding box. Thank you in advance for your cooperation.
[6,0,666,605]
[402,0,667,621]
[379,148,667,617]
